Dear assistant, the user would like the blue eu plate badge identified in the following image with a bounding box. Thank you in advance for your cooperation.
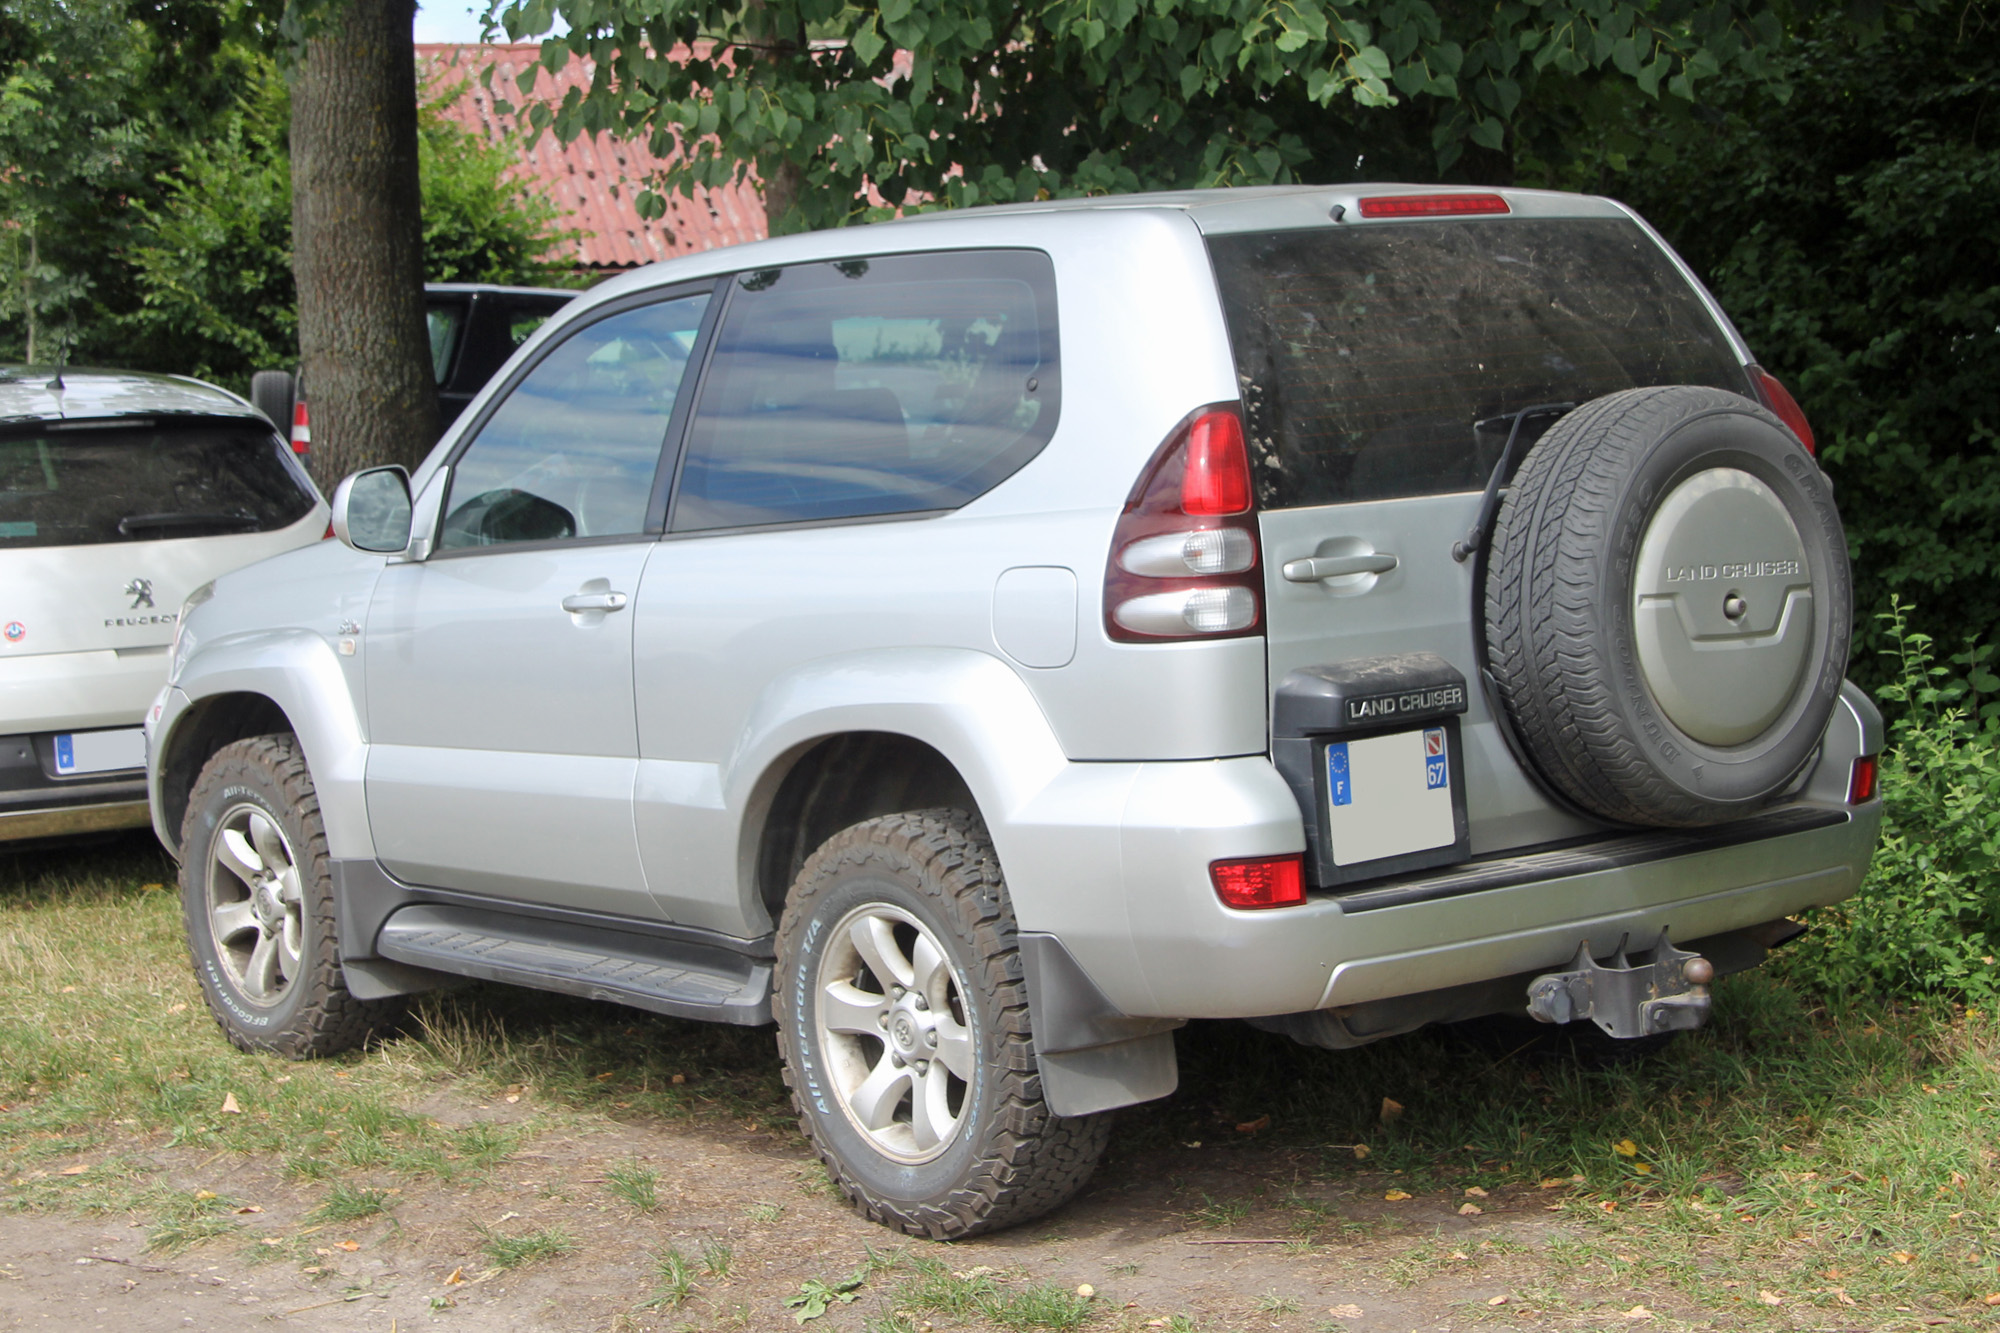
[1424,726,1448,790]
[1327,741,1352,807]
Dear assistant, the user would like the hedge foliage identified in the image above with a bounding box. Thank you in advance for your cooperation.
[1778,605,2000,1003]
[1615,1,2000,686]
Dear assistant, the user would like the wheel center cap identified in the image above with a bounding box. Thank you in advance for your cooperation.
[253,881,284,930]
[889,1011,920,1053]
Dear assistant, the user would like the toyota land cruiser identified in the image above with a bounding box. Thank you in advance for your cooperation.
[145,186,1881,1239]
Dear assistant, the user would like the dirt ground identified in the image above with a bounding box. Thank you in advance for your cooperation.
[0,1086,1714,1333]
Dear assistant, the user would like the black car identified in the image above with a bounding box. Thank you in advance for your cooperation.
[252,283,579,452]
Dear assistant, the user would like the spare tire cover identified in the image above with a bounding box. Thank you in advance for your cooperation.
[1483,385,1851,827]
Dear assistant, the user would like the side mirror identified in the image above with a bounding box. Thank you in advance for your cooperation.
[330,466,413,554]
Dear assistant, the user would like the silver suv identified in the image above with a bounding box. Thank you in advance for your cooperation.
[146,186,1882,1238]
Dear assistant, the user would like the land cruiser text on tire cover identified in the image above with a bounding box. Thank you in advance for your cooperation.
[1482,385,1853,826]
[148,187,1884,1240]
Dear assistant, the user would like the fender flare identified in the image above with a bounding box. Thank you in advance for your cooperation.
[158,628,373,861]
[722,647,1074,922]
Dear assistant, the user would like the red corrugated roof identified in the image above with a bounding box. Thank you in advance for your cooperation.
[417,43,767,270]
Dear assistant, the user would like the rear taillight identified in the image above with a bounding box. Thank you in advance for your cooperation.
[1210,854,1307,909]
[1752,368,1814,455]
[1848,755,1878,804]
[1104,405,1262,642]
[291,398,311,455]
[1357,193,1510,219]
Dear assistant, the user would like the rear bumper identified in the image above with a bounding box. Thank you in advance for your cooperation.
[0,797,152,842]
[1082,793,1877,1019]
[0,729,150,842]
[1004,686,1883,1022]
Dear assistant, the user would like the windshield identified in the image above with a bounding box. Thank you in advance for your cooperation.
[1207,218,1752,509]
[0,416,317,548]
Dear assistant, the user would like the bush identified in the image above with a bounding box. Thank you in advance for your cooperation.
[1778,602,2000,1002]
[1611,4,2000,690]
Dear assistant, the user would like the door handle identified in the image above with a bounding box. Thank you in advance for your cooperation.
[560,591,629,613]
[1282,553,1398,583]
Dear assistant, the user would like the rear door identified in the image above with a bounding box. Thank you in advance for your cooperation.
[1204,211,1756,872]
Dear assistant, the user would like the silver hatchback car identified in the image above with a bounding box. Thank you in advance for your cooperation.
[147,186,1881,1238]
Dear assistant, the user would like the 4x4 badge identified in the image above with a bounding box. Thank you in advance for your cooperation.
[125,578,155,610]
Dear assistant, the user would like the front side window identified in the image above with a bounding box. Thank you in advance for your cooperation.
[438,291,710,550]
[672,249,1060,532]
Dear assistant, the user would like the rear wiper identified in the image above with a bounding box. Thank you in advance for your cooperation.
[1451,402,1576,563]
[117,511,261,537]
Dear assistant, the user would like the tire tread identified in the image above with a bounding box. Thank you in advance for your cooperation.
[774,808,1112,1239]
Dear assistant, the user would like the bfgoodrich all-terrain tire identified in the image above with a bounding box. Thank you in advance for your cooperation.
[774,809,1112,1238]
[179,734,399,1057]
[1484,385,1852,827]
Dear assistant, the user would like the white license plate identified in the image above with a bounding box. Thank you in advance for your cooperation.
[54,728,146,775]
[1324,725,1455,866]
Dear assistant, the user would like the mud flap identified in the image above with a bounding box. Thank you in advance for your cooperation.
[1525,930,1714,1039]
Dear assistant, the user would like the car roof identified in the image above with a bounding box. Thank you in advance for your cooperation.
[898,183,1629,234]
[578,183,1634,311]
[425,283,583,299]
[0,367,264,426]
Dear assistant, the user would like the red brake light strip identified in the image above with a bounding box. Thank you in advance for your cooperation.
[1357,193,1511,219]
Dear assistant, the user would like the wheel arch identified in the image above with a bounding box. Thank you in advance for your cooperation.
[155,691,295,856]
[154,630,371,861]
[724,648,1071,934]
[751,732,980,927]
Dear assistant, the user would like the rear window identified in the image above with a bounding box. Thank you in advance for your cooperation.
[0,416,317,548]
[671,249,1060,532]
[1207,218,1751,509]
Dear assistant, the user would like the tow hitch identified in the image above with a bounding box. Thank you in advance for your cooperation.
[1525,931,1715,1038]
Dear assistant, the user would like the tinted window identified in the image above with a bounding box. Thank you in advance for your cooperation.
[438,292,709,550]
[672,249,1059,532]
[0,417,316,548]
[426,302,466,384]
[1208,219,1751,509]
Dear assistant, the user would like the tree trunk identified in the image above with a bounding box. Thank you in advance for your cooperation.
[744,0,805,235]
[289,0,437,489]
[23,230,36,365]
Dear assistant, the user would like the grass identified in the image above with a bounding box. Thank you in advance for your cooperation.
[1120,983,2000,1324]
[478,1222,576,1269]
[8,834,2000,1327]
[893,1257,1096,1331]
[309,1182,397,1223]
[603,1159,659,1212]
[642,1245,698,1309]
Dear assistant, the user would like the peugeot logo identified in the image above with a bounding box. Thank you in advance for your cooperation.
[125,578,154,610]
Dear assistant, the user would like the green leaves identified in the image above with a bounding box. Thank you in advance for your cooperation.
[490,0,1795,233]
[783,1273,865,1322]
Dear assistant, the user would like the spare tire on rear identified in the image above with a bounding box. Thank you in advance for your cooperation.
[1483,385,1851,827]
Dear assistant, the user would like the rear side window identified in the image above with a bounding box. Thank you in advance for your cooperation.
[1207,219,1751,509]
[671,249,1059,532]
[0,417,316,547]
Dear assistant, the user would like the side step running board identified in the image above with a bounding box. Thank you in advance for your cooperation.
[376,905,772,1026]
